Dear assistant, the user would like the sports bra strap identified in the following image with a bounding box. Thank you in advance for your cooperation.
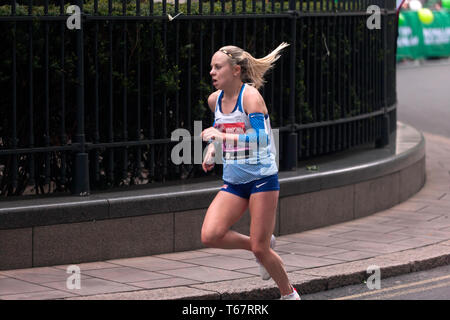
[216,83,246,115]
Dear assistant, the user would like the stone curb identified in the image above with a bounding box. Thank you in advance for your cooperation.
[65,241,450,300]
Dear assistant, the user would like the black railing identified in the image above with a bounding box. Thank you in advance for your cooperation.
[0,0,398,197]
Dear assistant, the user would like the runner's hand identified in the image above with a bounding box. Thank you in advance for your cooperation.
[202,143,215,172]
[201,127,224,142]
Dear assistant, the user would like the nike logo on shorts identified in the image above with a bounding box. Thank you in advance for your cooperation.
[255,181,268,188]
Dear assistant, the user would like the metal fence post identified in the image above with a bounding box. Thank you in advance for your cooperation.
[284,0,298,170]
[72,0,90,196]
[376,5,390,148]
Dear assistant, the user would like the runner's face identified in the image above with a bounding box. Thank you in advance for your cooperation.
[210,52,236,89]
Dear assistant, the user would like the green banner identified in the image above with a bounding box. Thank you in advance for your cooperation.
[397,10,450,60]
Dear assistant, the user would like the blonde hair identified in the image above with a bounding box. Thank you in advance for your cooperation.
[218,42,290,90]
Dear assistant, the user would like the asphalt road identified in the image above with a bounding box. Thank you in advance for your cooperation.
[396,58,450,139]
[301,264,450,300]
[302,58,450,300]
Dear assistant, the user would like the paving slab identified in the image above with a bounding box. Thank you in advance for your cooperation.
[275,242,349,257]
[106,256,196,272]
[327,240,412,254]
[279,253,343,269]
[330,230,412,244]
[129,277,202,290]
[234,264,301,277]
[53,262,123,271]
[389,227,450,240]
[66,286,220,300]
[153,250,215,261]
[82,266,172,284]
[43,278,142,297]
[376,210,443,221]
[198,248,256,260]
[328,222,406,234]
[390,201,431,212]
[0,267,91,284]
[278,233,353,246]
[181,255,258,270]
[0,278,51,296]
[156,266,253,283]
[0,290,77,300]
[321,250,378,262]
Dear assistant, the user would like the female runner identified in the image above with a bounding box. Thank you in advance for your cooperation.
[200,42,300,300]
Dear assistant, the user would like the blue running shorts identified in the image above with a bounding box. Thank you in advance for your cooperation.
[220,174,280,199]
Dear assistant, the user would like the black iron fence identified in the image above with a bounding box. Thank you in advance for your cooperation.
[0,0,398,197]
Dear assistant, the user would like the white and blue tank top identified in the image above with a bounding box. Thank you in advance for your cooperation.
[213,83,278,184]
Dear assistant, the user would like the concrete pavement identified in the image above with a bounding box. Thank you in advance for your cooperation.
[0,130,449,300]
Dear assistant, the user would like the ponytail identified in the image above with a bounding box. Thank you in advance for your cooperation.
[218,42,290,90]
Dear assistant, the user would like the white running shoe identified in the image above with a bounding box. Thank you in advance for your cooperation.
[280,287,301,300]
[256,234,276,280]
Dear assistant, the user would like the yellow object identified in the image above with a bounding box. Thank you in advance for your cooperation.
[418,8,434,25]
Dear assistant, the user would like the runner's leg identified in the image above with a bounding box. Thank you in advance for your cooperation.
[201,191,251,250]
[249,190,293,295]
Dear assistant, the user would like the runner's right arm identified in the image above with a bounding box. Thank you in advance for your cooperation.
[202,92,220,172]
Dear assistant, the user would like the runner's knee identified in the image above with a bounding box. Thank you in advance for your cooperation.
[201,227,227,247]
[251,241,270,261]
